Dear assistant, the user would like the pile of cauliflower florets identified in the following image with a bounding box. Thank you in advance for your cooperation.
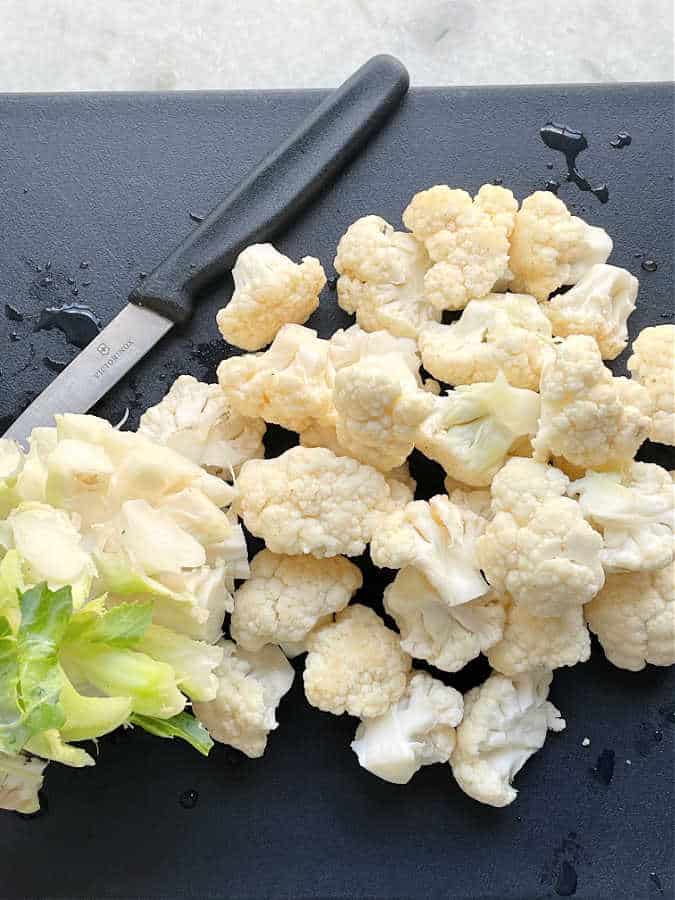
[4,186,674,812]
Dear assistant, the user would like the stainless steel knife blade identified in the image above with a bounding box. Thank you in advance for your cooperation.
[2,304,172,443]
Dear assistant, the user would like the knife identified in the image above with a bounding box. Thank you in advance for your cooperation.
[2,55,409,443]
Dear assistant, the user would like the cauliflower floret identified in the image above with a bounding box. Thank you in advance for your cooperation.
[509,191,613,300]
[444,479,493,519]
[303,604,411,717]
[384,567,505,672]
[230,550,363,651]
[333,354,434,472]
[235,447,402,558]
[329,323,421,375]
[416,374,540,487]
[585,562,675,671]
[351,671,464,784]
[488,597,590,675]
[488,457,570,525]
[544,264,638,359]
[0,752,47,814]
[450,669,565,807]
[628,324,675,445]
[334,215,439,338]
[138,375,265,478]
[192,641,294,758]
[418,293,554,390]
[371,495,489,607]
[534,335,652,472]
[216,243,325,351]
[402,185,517,311]
[217,324,334,433]
[569,463,674,573]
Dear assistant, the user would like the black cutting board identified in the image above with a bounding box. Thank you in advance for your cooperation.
[0,84,673,900]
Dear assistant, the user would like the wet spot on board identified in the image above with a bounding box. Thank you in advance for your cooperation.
[591,748,615,785]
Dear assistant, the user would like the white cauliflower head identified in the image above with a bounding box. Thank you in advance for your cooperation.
[544,264,638,359]
[569,463,674,573]
[235,447,403,558]
[418,293,554,390]
[384,567,505,672]
[371,494,489,607]
[230,550,363,651]
[477,458,605,617]
[334,215,439,338]
[585,562,675,671]
[488,597,591,676]
[509,191,613,300]
[192,641,294,758]
[351,671,464,784]
[628,324,675,446]
[303,604,411,717]
[534,335,652,472]
[216,243,325,351]
[217,324,335,433]
[450,669,565,807]
[138,375,265,478]
[402,184,517,311]
[416,375,540,487]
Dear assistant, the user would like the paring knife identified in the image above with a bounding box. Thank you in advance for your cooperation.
[2,55,409,443]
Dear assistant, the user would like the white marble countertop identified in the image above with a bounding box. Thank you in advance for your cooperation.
[1,0,672,92]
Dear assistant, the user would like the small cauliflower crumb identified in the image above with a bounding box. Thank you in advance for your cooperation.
[509,191,613,300]
[402,184,517,310]
[138,375,266,478]
[451,669,565,807]
[216,243,325,351]
[544,264,638,359]
[235,446,402,558]
[418,292,554,390]
[351,671,463,784]
[230,550,362,651]
[628,324,675,446]
[304,604,411,718]
[334,215,440,338]
[585,562,675,671]
[217,324,335,433]
[534,335,652,472]
[192,641,294,758]
[582,737,591,747]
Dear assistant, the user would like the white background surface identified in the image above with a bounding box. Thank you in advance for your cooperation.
[0,0,673,91]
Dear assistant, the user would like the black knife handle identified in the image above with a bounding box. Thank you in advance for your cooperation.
[128,55,409,323]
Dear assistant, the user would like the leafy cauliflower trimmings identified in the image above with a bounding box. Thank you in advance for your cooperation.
[192,641,294,758]
[351,671,464,785]
[0,751,48,814]
[544,264,638,360]
[402,184,518,311]
[418,293,554,390]
[216,243,326,351]
[235,447,407,558]
[585,562,675,672]
[334,214,439,338]
[371,495,490,608]
[415,374,540,487]
[303,605,412,718]
[450,669,565,807]
[534,335,652,473]
[230,550,363,652]
[384,567,505,673]
[628,324,675,446]
[569,462,674,573]
[138,375,266,478]
[508,191,613,300]
[477,458,605,617]
[217,324,335,433]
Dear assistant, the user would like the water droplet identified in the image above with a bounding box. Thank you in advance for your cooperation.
[41,276,53,287]
[641,258,658,272]
[591,748,615,784]
[45,261,52,271]
[653,728,663,742]
[545,179,561,195]
[634,252,643,259]
[43,355,69,373]
[649,872,663,893]
[546,162,554,170]
[327,275,338,290]
[10,331,18,342]
[189,212,205,223]
[139,271,147,279]
[35,265,42,273]
[79,260,90,270]
[4,303,23,322]
[540,121,609,203]
[179,789,199,809]
[71,288,79,297]
[66,276,76,285]
[22,187,29,194]
[492,177,503,186]
[610,131,632,149]
[555,860,578,896]
[35,303,102,349]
